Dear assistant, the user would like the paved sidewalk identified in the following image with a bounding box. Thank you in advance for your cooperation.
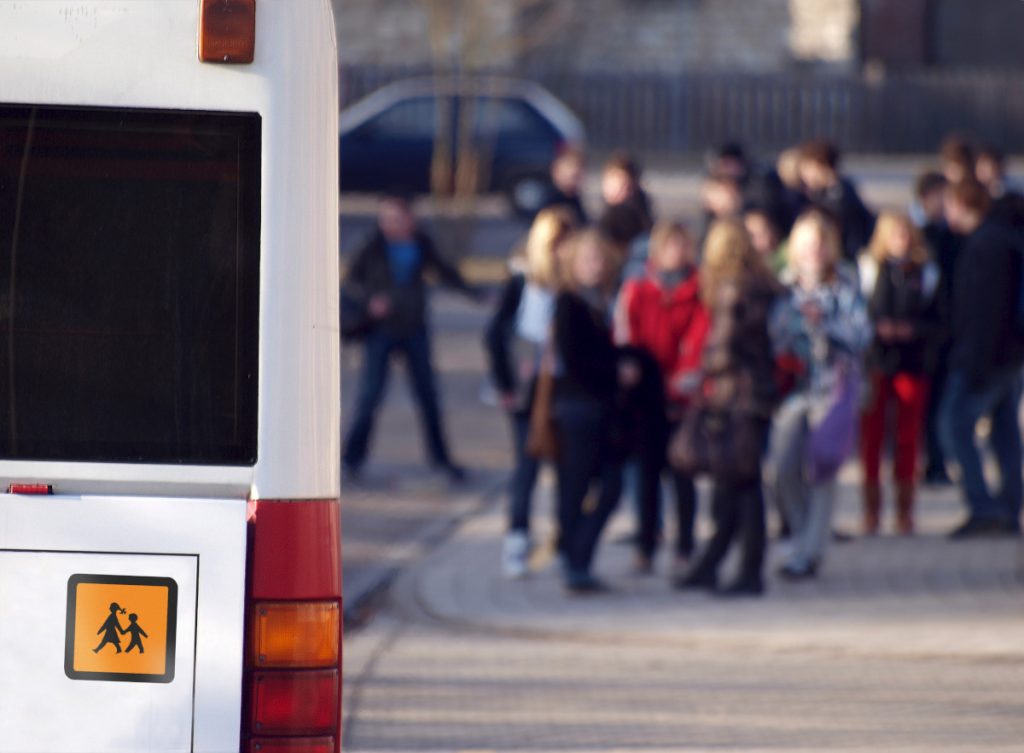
[342,468,1024,752]
[408,467,1023,658]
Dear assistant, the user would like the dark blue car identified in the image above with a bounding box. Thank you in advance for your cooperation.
[339,78,585,215]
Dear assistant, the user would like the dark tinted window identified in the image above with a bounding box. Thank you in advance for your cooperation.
[0,105,260,465]
[472,97,555,140]
[365,97,438,139]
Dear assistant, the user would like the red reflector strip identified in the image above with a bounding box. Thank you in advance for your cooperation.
[7,484,53,495]
[248,738,334,753]
[250,670,339,736]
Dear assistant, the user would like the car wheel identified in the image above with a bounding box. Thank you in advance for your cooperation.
[507,174,548,217]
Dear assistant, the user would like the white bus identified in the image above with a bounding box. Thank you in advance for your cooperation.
[0,2,342,752]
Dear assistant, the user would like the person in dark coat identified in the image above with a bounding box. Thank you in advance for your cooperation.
[342,193,480,482]
[538,145,588,226]
[615,221,710,577]
[697,173,744,250]
[797,140,875,262]
[858,212,942,536]
[551,228,626,593]
[939,135,975,186]
[976,144,1024,237]
[913,171,961,485]
[674,219,781,596]
[939,180,1024,538]
[597,151,655,251]
[708,141,798,235]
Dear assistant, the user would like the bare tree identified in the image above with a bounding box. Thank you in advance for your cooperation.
[421,0,574,260]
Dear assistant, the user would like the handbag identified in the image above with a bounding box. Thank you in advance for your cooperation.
[805,360,862,483]
[525,342,559,461]
[669,402,763,483]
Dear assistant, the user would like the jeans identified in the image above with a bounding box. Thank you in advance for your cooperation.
[636,463,696,559]
[508,410,541,534]
[767,394,837,570]
[924,349,951,477]
[553,397,623,575]
[343,327,452,469]
[939,368,1023,525]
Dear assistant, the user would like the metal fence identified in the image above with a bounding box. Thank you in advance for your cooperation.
[340,65,1024,155]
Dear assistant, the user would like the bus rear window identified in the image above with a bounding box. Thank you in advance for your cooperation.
[0,105,260,465]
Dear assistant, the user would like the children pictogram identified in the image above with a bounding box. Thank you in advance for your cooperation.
[65,574,177,683]
[124,614,148,654]
[92,602,127,654]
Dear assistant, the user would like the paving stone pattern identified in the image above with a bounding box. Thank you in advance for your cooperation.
[343,473,1024,752]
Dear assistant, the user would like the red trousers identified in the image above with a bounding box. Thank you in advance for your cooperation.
[861,371,930,484]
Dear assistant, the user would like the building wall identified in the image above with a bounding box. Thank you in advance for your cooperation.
[529,0,791,73]
[789,0,860,67]
[333,0,859,73]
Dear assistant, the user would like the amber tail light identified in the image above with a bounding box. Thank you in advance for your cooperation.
[199,0,256,64]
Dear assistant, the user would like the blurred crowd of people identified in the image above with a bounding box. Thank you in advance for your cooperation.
[483,135,1024,595]
[341,134,1024,597]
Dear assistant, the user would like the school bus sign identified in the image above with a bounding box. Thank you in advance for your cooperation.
[65,575,178,683]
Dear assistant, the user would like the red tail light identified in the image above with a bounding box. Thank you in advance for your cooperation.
[244,500,342,752]
[251,670,339,735]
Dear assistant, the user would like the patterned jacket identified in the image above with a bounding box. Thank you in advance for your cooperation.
[770,264,871,398]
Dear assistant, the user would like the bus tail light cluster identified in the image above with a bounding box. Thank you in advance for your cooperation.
[244,500,342,753]
[199,0,256,64]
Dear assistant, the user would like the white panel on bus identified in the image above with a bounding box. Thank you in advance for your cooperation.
[0,496,247,753]
[0,552,197,753]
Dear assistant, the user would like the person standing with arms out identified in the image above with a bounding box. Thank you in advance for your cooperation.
[674,220,781,596]
[342,192,480,483]
[858,212,942,536]
[485,208,577,579]
[768,210,871,580]
[552,229,625,593]
[615,221,709,577]
[940,180,1024,538]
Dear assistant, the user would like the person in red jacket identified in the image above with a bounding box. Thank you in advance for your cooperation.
[616,221,710,576]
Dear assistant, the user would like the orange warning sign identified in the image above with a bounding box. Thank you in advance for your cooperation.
[65,575,177,683]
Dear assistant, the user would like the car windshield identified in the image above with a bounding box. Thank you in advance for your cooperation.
[0,104,260,465]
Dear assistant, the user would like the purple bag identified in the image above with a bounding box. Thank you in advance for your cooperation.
[805,361,862,483]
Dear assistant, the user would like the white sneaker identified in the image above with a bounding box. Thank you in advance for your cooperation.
[502,531,531,579]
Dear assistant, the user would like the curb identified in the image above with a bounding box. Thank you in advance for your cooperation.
[342,473,507,629]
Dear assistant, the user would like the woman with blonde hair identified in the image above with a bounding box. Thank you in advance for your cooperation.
[484,206,577,578]
[673,220,780,595]
[858,211,941,535]
[616,220,709,576]
[767,209,870,580]
[552,228,626,592]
